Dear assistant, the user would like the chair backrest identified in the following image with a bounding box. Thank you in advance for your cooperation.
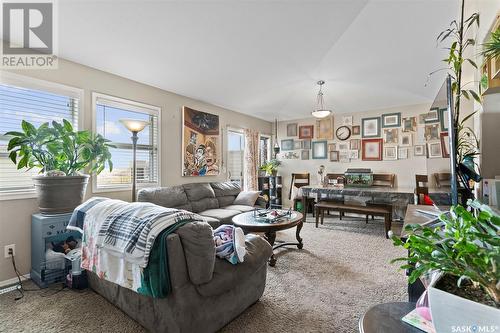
[291,173,310,187]
[415,174,429,204]
[372,174,395,187]
[326,173,345,185]
[434,173,451,188]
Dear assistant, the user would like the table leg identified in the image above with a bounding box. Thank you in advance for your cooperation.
[265,231,277,266]
[296,220,303,249]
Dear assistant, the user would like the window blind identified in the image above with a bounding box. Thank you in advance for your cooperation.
[94,95,159,189]
[0,83,79,193]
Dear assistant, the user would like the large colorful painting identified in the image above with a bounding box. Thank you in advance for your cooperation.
[182,106,220,176]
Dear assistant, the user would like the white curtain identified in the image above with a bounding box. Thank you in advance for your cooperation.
[243,128,259,191]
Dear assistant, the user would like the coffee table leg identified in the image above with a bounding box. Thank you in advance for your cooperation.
[296,221,303,249]
[265,231,277,266]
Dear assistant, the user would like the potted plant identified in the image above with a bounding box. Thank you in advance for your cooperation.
[5,119,114,214]
[391,200,500,331]
[259,159,281,176]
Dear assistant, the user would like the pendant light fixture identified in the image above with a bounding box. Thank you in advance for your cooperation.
[311,80,333,119]
[273,118,280,156]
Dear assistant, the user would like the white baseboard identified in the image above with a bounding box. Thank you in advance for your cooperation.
[0,274,30,288]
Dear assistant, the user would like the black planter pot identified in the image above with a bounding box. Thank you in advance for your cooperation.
[32,175,90,214]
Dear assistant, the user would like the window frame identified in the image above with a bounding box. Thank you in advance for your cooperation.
[0,71,84,200]
[91,92,161,193]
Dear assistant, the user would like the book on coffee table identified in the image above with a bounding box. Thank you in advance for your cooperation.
[401,309,436,333]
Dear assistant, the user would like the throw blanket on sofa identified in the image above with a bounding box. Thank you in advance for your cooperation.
[68,197,205,297]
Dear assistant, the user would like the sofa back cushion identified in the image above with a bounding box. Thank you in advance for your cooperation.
[137,186,193,211]
[210,182,241,207]
[183,183,219,213]
[176,221,215,285]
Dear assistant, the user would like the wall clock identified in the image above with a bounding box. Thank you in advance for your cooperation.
[336,126,351,141]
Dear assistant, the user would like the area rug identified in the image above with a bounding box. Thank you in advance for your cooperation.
[0,216,407,333]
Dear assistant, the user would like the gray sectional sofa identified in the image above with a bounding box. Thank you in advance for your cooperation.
[137,181,264,227]
[87,182,273,332]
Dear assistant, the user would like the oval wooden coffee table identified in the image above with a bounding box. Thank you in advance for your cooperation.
[232,209,304,266]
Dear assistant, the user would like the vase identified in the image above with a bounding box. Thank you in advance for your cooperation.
[32,175,90,214]
[428,285,500,331]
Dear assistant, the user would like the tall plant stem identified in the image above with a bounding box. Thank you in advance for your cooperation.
[455,0,465,126]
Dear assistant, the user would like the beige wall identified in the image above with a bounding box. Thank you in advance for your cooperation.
[277,103,454,206]
[0,59,271,283]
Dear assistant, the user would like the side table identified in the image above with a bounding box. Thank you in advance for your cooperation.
[359,302,422,333]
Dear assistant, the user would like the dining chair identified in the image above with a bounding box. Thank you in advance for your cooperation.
[290,173,315,216]
[366,174,396,221]
[434,173,451,188]
[415,174,429,204]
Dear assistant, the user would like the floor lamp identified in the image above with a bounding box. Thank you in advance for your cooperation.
[119,119,150,202]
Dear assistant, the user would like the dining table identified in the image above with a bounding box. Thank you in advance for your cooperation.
[300,185,451,220]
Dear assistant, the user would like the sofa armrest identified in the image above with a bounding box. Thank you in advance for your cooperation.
[165,233,190,290]
[195,234,273,297]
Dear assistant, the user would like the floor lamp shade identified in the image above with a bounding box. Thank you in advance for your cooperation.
[119,119,150,133]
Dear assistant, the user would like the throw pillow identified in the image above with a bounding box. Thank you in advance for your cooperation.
[233,191,260,206]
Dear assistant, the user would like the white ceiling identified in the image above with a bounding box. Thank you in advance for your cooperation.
[58,0,461,121]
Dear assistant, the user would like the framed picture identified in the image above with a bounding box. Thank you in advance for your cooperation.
[312,141,328,159]
[301,150,310,160]
[348,150,359,159]
[425,108,440,123]
[414,145,426,156]
[299,125,314,139]
[342,115,353,126]
[424,124,440,141]
[316,116,334,139]
[428,141,442,158]
[329,150,339,162]
[350,139,360,150]
[283,151,299,159]
[416,126,426,143]
[382,112,401,128]
[182,106,220,177]
[301,139,311,149]
[398,147,408,159]
[383,146,398,160]
[402,117,417,132]
[361,117,381,138]
[352,125,361,135]
[439,108,449,131]
[338,142,349,151]
[328,143,336,152]
[281,139,294,151]
[418,113,428,124]
[383,128,398,144]
[287,123,298,137]
[293,140,302,149]
[440,132,450,158]
[339,151,350,163]
[361,138,383,161]
[399,132,412,147]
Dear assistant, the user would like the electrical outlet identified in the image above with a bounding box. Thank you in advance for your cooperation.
[4,244,15,258]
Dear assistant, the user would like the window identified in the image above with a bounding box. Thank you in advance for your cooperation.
[0,73,81,198]
[259,135,271,166]
[93,93,160,191]
[227,130,244,184]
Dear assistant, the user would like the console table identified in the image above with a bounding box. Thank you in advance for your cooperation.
[359,302,421,333]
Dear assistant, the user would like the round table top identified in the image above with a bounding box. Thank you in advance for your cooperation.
[359,302,421,333]
[232,209,303,232]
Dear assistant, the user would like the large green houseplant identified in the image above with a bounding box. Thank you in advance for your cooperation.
[6,119,114,213]
[392,201,500,330]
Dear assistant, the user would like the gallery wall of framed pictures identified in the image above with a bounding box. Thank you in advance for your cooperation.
[277,106,450,164]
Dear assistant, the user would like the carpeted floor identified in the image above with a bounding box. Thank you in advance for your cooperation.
[0,216,407,333]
